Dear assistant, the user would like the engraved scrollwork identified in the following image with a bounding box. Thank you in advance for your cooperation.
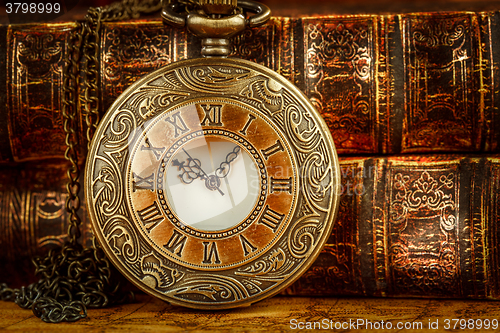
[280,91,332,259]
[389,169,458,295]
[17,34,62,76]
[179,65,254,93]
[235,248,292,278]
[167,275,248,302]
[105,109,137,151]
[126,75,191,120]
[282,101,321,154]
[141,252,184,290]
[288,214,322,259]
[102,215,140,263]
[235,248,296,295]
[300,150,332,213]
[239,79,283,117]
[139,90,190,119]
[104,28,171,80]
[92,163,123,219]
[92,111,137,219]
[281,92,333,213]
[412,19,467,48]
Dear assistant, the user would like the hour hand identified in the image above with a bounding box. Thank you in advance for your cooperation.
[176,148,225,196]
[173,157,204,184]
[215,146,241,179]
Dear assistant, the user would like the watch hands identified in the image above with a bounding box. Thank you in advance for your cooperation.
[174,148,225,196]
[215,146,241,179]
[173,146,241,196]
[172,158,203,183]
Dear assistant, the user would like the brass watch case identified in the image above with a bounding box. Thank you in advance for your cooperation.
[85,57,340,309]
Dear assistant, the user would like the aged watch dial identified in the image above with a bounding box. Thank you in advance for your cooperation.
[85,58,340,309]
[129,100,296,270]
[163,133,260,232]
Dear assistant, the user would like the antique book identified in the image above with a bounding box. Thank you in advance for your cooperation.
[285,154,500,299]
[0,161,94,287]
[2,155,500,300]
[2,10,500,162]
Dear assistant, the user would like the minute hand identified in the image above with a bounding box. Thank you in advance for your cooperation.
[215,146,241,179]
[182,148,224,196]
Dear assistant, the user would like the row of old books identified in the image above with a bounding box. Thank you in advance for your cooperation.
[1,10,500,299]
[1,11,500,162]
[2,155,499,298]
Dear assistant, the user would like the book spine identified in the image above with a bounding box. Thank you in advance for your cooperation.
[3,23,79,163]
[0,161,94,287]
[399,12,494,153]
[284,155,500,299]
[99,20,190,113]
[0,24,10,162]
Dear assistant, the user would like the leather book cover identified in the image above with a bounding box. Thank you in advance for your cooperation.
[0,161,93,287]
[285,155,500,299]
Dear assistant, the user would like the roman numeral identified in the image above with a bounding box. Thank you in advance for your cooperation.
[200,104,223,126]
[258,205,285,233]
[202,241,221,264]
[239,234,257,256]
[141,137,165,160]
[165,111,189,138]
[132,173,154,192]
[164,229,187,257]
[270,177,293,194]
[261,139,284,160]
[137,201,164,232]
[239,114,256,135]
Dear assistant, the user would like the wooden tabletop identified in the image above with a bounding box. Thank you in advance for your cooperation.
[1,294,500,332]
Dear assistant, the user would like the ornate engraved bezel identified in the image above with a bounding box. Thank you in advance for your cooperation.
[85,57,340,309]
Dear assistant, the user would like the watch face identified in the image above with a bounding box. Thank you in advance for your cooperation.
[130,100,296,270]
[86,58,340,309]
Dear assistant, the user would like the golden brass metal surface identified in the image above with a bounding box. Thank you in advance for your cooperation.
[85,57,340,309]
[161,0,271,56]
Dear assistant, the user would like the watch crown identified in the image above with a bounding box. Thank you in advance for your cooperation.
[199,0,238,15]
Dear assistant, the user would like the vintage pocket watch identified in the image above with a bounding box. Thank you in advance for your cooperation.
[85,0,340,309]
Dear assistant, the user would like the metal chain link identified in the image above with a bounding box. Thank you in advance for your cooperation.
[64,22,85,245]
[1,0,163,323]
[82,0,164,146]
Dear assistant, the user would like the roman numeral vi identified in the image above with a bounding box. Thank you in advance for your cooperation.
[202,241,221,264]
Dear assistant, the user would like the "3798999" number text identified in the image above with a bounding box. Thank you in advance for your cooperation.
[5,3,61,14]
